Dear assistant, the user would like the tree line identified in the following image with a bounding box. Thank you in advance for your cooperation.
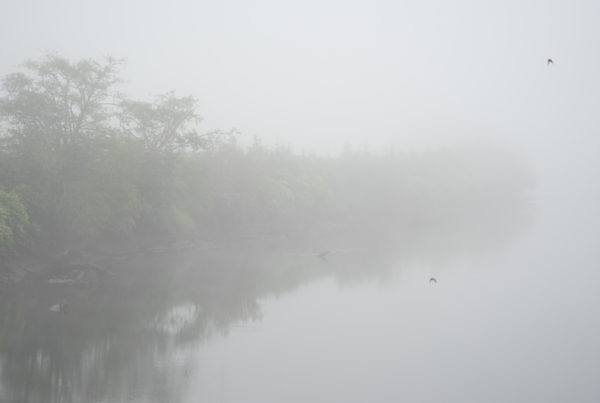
[0,55,532,259]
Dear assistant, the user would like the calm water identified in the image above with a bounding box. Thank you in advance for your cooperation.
[185,210,600,403]
[2,160,600,403]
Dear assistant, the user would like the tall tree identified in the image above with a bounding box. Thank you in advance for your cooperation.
[0,55,126,247]
[119,92,233,240]
[119,92,220,153]
[0,54,121,152]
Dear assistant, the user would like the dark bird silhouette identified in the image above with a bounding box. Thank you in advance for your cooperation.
[429,277,437,284]
[547,58,554,66]
[317,251,330,262]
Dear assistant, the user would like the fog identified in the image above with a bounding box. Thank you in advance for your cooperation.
[1,1,600,402]
[5,0,600,153]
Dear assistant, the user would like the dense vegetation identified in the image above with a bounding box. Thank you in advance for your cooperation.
[0,55,532,260]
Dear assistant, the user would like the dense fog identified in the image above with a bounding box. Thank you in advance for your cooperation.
[1,1,599,402]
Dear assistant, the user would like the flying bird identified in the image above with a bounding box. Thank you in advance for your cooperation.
[429,277,437,284]
[547,58,554,66]
[317,251,330,262]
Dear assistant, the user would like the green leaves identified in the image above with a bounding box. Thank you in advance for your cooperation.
[0,189,30,254]
[0,54,533,253]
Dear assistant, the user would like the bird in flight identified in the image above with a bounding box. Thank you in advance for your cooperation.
[429,277,437,284]
[547,58,554,66]
[317,251,330,261]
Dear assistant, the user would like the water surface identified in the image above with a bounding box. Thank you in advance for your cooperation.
[2,165,599,403]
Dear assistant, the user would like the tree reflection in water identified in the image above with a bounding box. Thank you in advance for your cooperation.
[0,204,530,403]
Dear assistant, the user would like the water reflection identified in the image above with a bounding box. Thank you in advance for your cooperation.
[0,204,530,403]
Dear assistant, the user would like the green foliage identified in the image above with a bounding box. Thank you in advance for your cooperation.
[0,188,30,254]
[55,138,144,239]
[0,54,533,253]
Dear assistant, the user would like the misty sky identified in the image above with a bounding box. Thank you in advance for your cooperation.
[2,0,599,155]
[3,3,600,402]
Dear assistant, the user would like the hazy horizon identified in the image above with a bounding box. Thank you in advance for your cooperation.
[3,0,599,157]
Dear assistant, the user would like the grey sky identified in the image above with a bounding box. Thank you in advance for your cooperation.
[1,0,599,154]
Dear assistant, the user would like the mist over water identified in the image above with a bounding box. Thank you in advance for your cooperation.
[3,162,598,403]
[2,1,600,402]
[182,154,600,403]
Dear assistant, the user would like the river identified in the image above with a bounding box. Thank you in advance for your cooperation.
[1,148,599,403]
